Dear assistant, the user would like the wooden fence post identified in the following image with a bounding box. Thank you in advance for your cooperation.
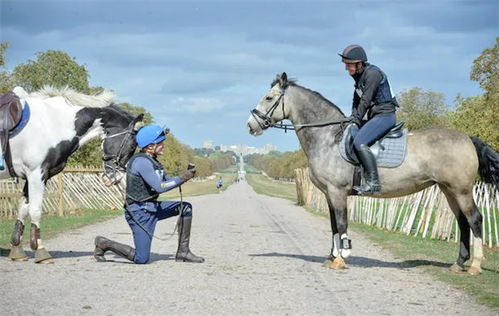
[57,173,64,216]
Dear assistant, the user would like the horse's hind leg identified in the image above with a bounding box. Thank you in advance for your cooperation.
[9,182,29,261]
[440,185,483,275]
[467,203,483,275]
[27,171,53,264]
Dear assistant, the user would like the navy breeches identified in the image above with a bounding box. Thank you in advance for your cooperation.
[353,113,396,151]
[125,201,192,264]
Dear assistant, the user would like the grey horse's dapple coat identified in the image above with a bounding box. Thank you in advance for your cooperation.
[248,72,499,275]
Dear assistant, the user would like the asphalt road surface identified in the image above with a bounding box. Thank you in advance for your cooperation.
[1,181,496,315]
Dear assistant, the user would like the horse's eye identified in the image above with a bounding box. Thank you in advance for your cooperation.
[266,96,273,101]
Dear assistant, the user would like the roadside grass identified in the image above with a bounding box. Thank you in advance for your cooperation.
[245,174,297,202]
[0,208,121,250]
[244,165,262,174]
[160,173,237,200]
[351,222,499,309]
[249,177,499,309]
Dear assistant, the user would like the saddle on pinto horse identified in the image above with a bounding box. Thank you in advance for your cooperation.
[0,91,24,176]
[339,121,408,191]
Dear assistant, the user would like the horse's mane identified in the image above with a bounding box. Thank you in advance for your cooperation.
[28,86,115,108]
[271,77,346,116]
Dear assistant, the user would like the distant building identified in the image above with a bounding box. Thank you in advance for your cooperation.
[217,143,277,155]
[202,140,214,149]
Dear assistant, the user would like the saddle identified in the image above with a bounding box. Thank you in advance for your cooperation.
[0,91,23,175]
[340,121,408,168]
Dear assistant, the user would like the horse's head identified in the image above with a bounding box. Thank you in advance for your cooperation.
[101,109,144,187]
[247,72,290,136]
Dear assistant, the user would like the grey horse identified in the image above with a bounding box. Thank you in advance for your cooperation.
[247,72,499,275]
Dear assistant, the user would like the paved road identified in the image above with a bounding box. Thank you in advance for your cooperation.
[1,181,496,315]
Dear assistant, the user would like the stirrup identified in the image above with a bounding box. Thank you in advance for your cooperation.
[353,183,381,195]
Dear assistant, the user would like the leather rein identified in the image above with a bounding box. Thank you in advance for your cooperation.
[250,90,351,133]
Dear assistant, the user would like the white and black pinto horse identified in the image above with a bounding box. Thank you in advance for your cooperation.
[2,86,143,263]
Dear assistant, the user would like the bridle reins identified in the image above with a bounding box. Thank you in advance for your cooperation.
[250,88,351,133]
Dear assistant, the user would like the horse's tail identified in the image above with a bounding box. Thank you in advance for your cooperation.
[470,136,499,188]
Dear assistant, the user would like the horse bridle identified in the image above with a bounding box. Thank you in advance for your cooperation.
[102,122,137,182]
[251,88,352,133]
[250,91,285,130]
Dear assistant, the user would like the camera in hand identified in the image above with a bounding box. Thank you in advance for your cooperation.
[187,163,196,170]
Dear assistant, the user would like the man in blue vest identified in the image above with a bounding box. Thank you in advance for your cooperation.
[340,44,399,194]
[94,125,204,263]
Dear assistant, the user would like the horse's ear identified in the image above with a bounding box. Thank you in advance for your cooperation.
[132,113,145,131]
[281,72,287,82]
[278,72,288,88]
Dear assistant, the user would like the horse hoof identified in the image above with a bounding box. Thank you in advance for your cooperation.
[8,245,28,261]
[449,263,465,273]
[328,257,346,270]
[467,267,482,276]
[34,248,53,264]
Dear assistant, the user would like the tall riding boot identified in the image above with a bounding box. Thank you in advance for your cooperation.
[94,236,135,262]
[176,217,205,263]
[353,144,381,195]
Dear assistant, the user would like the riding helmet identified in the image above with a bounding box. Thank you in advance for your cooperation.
[136,124,168,148]
[339,44,368,63]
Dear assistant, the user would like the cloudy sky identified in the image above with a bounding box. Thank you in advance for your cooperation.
[1,0,497,151]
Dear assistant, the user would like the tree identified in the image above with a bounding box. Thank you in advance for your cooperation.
[451,95,497,149]
[13,50,90,92]
[0,42,14,93]
[450,39,498,150]
[396,87,451,130]
[119,102,153,125]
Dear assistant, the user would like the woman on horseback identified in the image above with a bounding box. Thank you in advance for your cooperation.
[340,44,399,194]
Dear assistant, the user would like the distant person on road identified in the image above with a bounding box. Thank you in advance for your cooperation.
[93,125,204,264]
[216,176,224,191]
[339,44,399,195]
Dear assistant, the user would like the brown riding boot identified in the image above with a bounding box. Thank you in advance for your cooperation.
[94,236,135,262]
[176,217,205,263]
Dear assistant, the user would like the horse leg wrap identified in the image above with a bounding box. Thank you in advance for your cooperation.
[11,219,24,246]
[30,224,41,250]
[340,235,352,258]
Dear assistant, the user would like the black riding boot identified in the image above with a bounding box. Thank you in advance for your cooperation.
[353,144,381,195]
[176,217,205,263]
[94,236,135,262]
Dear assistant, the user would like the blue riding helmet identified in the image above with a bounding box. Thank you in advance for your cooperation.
[136,125,169,148]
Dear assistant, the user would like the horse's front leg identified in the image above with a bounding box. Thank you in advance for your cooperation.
[323,198,340,265]
[9,182,30,261]
[27,171,53,264]
[325,189,350,270]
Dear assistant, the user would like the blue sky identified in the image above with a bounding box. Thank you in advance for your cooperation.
[1,0,497,151]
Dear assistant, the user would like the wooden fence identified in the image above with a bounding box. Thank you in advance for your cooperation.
[0,167,123,217]
[295,167,499,247]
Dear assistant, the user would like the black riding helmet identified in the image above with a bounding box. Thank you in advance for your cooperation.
[339,44,367,63]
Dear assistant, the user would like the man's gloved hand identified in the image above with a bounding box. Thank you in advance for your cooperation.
[347,115,362,127]
[181,168,196,182]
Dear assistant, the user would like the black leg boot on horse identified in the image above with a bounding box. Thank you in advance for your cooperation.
[176,216,205,263]
[353,144,381,195]
[94,236,135,262]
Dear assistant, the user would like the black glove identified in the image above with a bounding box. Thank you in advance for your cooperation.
[347,115,362,126]
[181,168,196,182]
